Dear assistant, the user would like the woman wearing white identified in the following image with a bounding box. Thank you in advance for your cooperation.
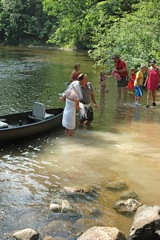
[61,77,84,136]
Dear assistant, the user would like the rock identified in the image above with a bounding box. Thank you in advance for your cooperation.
[13,228,39,240]
[106,180,127,191]
[73,218,105,236]
[128,205,160,240]
[62,186,88,195]
[49,199,75,213]
[43,237,55,240]
[88,208,102,218]
[120,191,139,200]
[77,226,126,240]
[45,220,72,237]
[61,200,75,213]
[113,199,142,213]
[49,203,61,212]
[43,237,65,240]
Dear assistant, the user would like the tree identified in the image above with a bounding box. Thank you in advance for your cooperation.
[0,0,55,45]
[42,0,139,49]
[89,0,160,69]
[43,0,100,49]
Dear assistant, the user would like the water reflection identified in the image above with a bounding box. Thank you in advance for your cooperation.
[0,47,160,239]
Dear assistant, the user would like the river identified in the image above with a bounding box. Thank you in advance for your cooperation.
[0,46,160,239]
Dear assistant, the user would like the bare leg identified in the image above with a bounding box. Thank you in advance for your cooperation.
[147,90,151,105]
[152,90,156,104]
[123,87,127,98]
[118,87,121,98]
[137,96,141,103]
[103,86,106,98]
[65,129,73,136]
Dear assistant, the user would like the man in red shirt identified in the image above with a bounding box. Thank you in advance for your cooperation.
[112,55,128,98]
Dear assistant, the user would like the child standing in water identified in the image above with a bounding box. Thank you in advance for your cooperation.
[70,63,81,82]
[134,64,146,106]
[128,67,136,100]
[99,71,107,98]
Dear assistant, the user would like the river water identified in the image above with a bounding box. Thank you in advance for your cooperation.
[0,46,160,239]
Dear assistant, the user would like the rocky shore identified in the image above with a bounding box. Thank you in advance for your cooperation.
[7,180,160,240]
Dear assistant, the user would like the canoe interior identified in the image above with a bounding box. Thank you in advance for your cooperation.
[0,108,63,143]
[0,108,63,126]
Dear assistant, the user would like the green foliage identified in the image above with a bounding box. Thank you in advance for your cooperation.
[0,0,55,45]
[43,0,99,49]
[0,0,160,71]
[90,0,160,70]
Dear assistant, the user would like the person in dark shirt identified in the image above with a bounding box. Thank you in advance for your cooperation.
[78,73,98,127]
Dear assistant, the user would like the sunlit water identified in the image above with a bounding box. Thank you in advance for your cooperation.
[0,46,160,239]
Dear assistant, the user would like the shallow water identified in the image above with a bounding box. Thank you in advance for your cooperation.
[0,46,160,239]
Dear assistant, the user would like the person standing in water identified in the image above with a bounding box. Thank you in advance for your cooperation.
[134,64,146,106]
[60,80,82,136]
[144,59,160,108]
[70,63,81,82]
[128,67,136,101]
[99,71,107,99]
[78,73,98,127]
[112,54,128,99]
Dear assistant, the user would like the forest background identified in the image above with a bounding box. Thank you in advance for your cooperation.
[0,0,160,69]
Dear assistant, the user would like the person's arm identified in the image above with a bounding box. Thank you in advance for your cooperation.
[76,101,80,110]
[118,67,126,73]
[144,71,149,87]
[60,95,66,102]
[144,77,148,87]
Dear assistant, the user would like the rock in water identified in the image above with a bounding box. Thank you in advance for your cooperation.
[128,205,160,240]
[113,199,142,213]
[77,226,126,240]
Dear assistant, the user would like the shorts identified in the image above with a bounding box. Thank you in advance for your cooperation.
[117,76,128,88]
[79,106,93,123]
[135,85,143,97]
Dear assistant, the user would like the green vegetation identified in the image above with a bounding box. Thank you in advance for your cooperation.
[0,0,55,45]
[0,0,160,67]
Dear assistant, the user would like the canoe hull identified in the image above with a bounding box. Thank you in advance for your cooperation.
[0,108,63,143]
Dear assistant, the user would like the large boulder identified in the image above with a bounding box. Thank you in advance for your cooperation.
[77,226,126,240]
[128,205,160,240]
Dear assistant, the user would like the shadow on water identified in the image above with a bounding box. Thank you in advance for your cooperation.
[0,46,160,239]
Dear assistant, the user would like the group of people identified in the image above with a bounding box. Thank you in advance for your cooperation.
[100,55,160,107]
[60,56,160,136]
[61,64,98,136]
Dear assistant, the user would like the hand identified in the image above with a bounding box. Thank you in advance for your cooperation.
[60,96,66,102]
[93,103,98,109]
